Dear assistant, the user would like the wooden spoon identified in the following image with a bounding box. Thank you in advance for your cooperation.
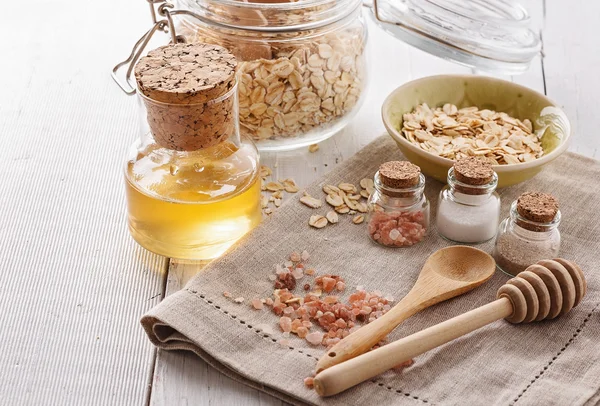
[313,258,586,397]
[315,245,495,373]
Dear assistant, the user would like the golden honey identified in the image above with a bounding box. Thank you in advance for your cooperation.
[125,141,261,260]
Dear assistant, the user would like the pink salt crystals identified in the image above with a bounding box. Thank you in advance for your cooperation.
[366,161,429,247]
[368,210,427,247]
[279,316,292,332]
[258,252,396,351]
[304,377,314,388]
[251,298,264,310]
[306,332,324,345]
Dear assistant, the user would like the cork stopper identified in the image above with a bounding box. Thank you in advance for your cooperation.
[453,157,495,195]
[454,157,494,185]
[517,192,559,223]
[134,43,237,151]
[379,161,421,189]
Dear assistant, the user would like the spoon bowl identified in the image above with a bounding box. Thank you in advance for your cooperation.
[315,246,496,373]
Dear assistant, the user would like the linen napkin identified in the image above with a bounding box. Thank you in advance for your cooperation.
[142,136,600,406]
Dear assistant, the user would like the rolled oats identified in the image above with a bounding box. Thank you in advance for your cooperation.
[352,214,365,224]
[300,194,323,209]
[182,23,365,143]
[326,211,339,224]
[309,215,328,229]
[401,103,544,165]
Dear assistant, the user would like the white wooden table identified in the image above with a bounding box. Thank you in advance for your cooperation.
[1,1,598,405]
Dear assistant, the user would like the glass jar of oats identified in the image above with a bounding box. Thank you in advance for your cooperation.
[175,0,367,151]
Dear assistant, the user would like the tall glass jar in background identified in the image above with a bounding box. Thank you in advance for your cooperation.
[125,43,261,260]
[366,161,429,247]
[175,0,368,151]
[492,192,561,276]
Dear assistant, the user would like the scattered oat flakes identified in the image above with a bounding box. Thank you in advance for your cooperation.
[300,194,323,209]
[338,183,357,193]
[261,195,269,208]
[260,165,272,178]
[266,181,284,192]
[326,210,339,224]
[326,193,344,207]
[308,144,320,153]
[264,207,273,215]
[352,214,365,224]
[282,178,299,193]
[335,204,350,214]
[309,215,328,229]
[322,184,341,195]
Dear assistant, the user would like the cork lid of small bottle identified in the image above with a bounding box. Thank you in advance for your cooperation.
[517,192,559,223]
[453,156,494,185]
[134,43,237,151]
[379,161,421,188]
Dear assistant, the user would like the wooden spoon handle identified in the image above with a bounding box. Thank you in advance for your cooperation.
[315,292,423,373]
[313,297,513,397]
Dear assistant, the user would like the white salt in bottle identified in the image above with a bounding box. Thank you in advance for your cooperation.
[436,157,500,244]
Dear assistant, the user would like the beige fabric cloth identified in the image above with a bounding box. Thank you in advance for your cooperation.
[141,136,600,406]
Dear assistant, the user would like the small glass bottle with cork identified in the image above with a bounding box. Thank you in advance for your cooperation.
[492,192,561,276]
[436,157,501,244]
[366,161,429,247]
[124,43,262,260]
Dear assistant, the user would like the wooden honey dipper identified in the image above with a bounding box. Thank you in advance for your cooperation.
[313,259,587,397]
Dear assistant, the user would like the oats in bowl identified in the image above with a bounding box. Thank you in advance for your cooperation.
[401,103,544,165]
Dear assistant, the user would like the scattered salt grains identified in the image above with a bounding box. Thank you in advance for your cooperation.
[223,291,232,298]
[301,250,310,261]
[251,298,264,310]
[257,324,275,335]
[304,377,315,388]
[234,297,245,303]
[292,267,304,279]
[306,332,324,345]
[279,339,291,347]
[280,316,293,332]
[290,252,302,262]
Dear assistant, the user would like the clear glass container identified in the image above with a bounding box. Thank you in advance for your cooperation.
[436,167,500,244]
[492,200,561,276]
[370,0,541,74]
[125,83,262,260]
[366,172,429,247]
[175,0,368,151]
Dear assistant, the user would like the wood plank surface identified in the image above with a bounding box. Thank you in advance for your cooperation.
[0,1,166,405]
[1,0,599,405]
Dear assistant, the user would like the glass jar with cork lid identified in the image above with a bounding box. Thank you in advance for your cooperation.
[436,157,501,244]
[366,161,429,247]
[125,43,262,260]
[492,192,561,276]
[174,0,368,151]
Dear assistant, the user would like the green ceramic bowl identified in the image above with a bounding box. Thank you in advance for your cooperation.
[382,75,571,188]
